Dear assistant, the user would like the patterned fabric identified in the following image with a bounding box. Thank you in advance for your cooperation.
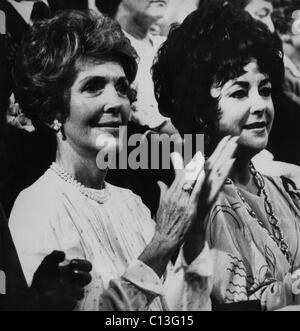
[207,175,300,311]
[9,170,213,311]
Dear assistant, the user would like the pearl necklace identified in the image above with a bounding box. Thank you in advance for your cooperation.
[226,163,291,265]
[50,162,110,204]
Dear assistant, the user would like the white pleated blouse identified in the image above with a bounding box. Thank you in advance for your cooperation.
[9,169,212,311]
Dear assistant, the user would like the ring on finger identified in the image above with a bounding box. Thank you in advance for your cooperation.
[182,182,194,193]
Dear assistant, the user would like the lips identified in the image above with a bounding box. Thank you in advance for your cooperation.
[243,122,267,130]
[94,121,122,128]
[151,0,168,4]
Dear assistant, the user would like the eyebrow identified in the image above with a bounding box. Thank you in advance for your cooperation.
[78,75,128,85]
[230,81,249,89]
[259,78,271,87]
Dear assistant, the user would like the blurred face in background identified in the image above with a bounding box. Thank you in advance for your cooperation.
[291,11,300,52]
[122,0,170,22]
[245,0,275,33]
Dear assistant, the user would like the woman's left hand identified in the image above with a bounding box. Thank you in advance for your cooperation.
[183,136,239,264]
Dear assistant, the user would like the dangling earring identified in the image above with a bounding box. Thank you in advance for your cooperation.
[53,119,62,133]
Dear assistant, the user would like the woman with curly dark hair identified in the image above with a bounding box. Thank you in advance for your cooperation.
[153,1,300,310]
[8,10,237,311]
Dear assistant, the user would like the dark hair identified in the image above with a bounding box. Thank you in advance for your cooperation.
[198,0,274,10]
[14,10,138,125]
[273,0,300,34]
[95,0,122,18]
[153,1,284,153]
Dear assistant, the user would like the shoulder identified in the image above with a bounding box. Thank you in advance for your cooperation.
[9,170,61,225]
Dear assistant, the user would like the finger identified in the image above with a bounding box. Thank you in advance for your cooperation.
[170,152,185,182]
[37,251,66,274]
[72,270,92,287]
[212,137,239,172]
[207,158,236,206]
[170,151,204,198]
[61,268,92,287]
[157,181,169,205]
[190,169,206,204]
[69,259,93,273]
[206,135,231,168]
[184,151,205,182]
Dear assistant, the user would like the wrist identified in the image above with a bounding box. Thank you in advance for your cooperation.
[139,234,174,278]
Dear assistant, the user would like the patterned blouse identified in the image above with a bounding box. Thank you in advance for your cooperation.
[207,175,300,311]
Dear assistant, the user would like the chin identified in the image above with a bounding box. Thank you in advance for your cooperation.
[238,137,269,157]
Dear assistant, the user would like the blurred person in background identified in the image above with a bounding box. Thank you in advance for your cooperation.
[95,0,177,134]
[156,0,199,36]
[273,0,300,104]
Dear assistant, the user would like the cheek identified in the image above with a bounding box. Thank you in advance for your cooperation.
[266,100,275,129]
[217,99,250,134]
[68,97,98,126]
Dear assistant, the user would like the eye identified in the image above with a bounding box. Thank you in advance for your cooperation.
[82,78,105,94]
[260,86,272,97]
[115,80,130,96]
[230,89,248,99]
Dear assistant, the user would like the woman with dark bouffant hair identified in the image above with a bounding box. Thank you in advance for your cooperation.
[153,0,300,310]
[9,10,236,311]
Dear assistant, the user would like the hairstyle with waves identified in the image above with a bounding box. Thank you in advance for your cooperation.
[14,10,138,125]
[153,0,284,154]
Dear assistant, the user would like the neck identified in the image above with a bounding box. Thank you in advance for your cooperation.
[56,140,107,190]
[116,3,154,43]
[230,159,251,186]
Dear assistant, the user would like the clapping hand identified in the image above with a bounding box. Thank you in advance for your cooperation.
[183,136,239,263]
[139,136,238,278]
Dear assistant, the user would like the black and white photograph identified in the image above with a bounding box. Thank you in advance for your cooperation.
[1,0,300,314]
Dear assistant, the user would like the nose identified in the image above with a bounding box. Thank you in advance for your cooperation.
[250,93,267,115]
[103,85,123,115]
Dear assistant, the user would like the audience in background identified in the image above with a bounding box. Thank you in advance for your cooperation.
[96,0,177,134]
[273,0,300,104]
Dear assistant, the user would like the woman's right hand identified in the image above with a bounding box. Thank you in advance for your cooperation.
[139,136,238,276]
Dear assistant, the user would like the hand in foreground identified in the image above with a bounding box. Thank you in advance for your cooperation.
[139,136,238,276]
[31,251,92,311]
[184,136,239,263]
